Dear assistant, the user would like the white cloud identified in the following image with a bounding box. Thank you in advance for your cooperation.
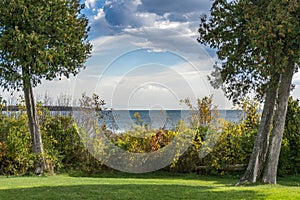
[81,55,227,109]
[87,0,213,62]
[0,0,229,109]
[94,8,105,20]
[140,84,169,92]
[85,0,96,9]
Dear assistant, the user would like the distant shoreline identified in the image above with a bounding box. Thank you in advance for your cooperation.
[2,105,240,112]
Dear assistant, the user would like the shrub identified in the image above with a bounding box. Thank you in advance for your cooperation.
[279,97,300,175]
[1,94,299,176]
[40,110,105,173]
[0,109,34,175]
[200,98,259,174]
[170,97,259,174]
[169,96,220,173]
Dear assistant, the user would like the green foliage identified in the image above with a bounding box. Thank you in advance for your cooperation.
[0,109,34,175]
[197,98,260,174]
[199,2,299,182]
[113,129,177,153]
[202,121,257,175]
[39,109,105,174]
[244,0,299,71]
[133,112,143,127]
[1,95,300,176]
[279,97,300,175]
[234,97,261,129]
[198,0,264,102]
[0,99,106,175]
[170,96,219,172]
[198,0,300,102]
[0,0,92,175]
[0,0,92,90]
[79,93,116,131]
[181,95,218,127]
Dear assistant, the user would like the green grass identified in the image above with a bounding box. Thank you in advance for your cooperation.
[0,172,299,199]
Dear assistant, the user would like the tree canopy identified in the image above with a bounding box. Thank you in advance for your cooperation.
[198,0,299,184]
[198,0,299,103]
[0,0,92,90]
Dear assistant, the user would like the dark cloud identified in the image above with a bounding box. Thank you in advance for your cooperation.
[103,0,142,27]
[86,0,213,54]
[94,0,211,29]
[138,0,211,16]
[166,13,189,22]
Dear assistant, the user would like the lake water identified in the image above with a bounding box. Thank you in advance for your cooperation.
[95,110,243,132]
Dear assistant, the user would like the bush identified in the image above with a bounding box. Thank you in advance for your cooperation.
[171,98,259,175]
[0,109,34,175]
[279,97,300,175]
[39,109,106,174]
[200,98,259,174]
[0,98,107,175]
[1,94,299,176]
[169,96,220,173]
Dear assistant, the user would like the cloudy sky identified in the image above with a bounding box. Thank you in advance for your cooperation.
[3,0,300,109]
[34,0,230,109]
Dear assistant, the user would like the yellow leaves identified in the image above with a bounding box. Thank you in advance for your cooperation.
[279,31,286,38]
[276,24,286,38]
[288,50,294,56]
[277,24,284,30]
[244,14,249,20]
[48,54,54,61]
[251,30,258,37]
[133,112,140,120]
[268,33,277,39]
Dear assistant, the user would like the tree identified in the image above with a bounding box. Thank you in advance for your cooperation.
[198,0,299,184]
[0,0,92,174]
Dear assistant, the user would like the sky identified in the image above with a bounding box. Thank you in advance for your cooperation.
[2,0,300,109]
[36,0,230,110]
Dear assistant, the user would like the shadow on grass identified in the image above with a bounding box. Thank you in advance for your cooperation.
[277,175,300,187]
[66,171,300,187]
[0,183,265,200]
[67,171,240,186]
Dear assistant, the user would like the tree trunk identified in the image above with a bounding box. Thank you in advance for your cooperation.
[262,62,295,184]
[236,76,279,185]
[23,73,46,175]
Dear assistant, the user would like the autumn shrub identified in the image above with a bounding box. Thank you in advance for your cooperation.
[1,94,300,176]
[196,97,300,176]
[168,96,220,173]
[168,97,259,174]
[198,98,259,174]
[0,103,34,175]
[0,96,107,175]
[113,125,176,151]
[39,109,105,174]
[167,127,203,173]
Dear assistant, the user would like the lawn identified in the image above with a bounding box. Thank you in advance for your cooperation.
[0,172,299,200]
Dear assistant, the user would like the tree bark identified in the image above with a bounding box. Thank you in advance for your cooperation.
[22,71,46,174]
[262,61,295,184]
[236,75,279,185]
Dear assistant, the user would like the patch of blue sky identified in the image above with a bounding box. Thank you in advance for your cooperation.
[101,49,187,76]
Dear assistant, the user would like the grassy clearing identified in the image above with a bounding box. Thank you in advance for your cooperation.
[0,172,299,200]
